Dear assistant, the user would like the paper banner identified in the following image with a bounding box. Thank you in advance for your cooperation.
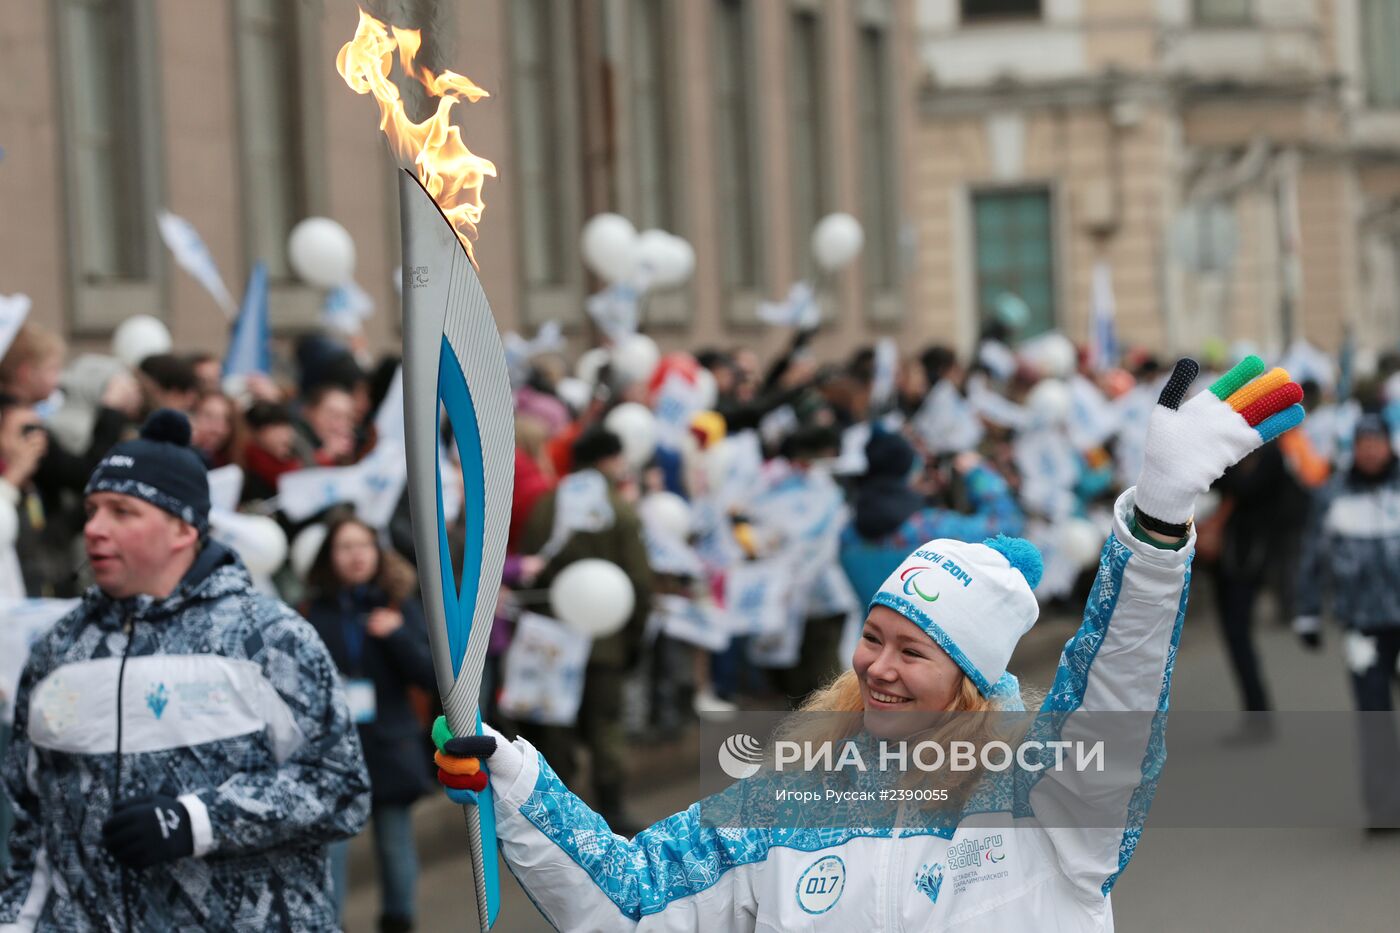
[498,612,591,726]
[0,598,78,724]
[654,594,731,652]
[539,469,614,560]
[723,558,792,638]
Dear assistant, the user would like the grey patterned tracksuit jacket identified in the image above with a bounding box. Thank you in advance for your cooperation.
[0,541,372,931]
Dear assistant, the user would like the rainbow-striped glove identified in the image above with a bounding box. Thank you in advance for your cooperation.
[431,716,523,805]
[1134,356,1304,534]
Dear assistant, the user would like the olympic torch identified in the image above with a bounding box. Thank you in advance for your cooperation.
[338,11,508,929]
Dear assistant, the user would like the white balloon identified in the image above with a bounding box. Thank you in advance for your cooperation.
[658,236,696,288]
[610,334,660,387]
[555,377,592,413]
[639,491,692,540]
[1027,379,1072,426]
[549,558,636,638]
[637,231,695,289]
[1059,518,1103,569]
[0,497,17,548]
[604,402,657,468]
[111,315,172,368]
[290,523,328,580]
[580,213,639,284]
[576,347,611,387]
[211,511,288,577]
[812,212,865,272]
[635,229,673,281]
[288,217,356,289]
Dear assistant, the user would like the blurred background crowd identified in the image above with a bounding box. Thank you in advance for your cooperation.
[6,0,1400,928]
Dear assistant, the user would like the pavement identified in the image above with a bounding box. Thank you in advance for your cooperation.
[342,597,1400,931]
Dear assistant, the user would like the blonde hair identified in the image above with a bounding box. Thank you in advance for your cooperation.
[0,323,65,386]
[788,669,1023,814]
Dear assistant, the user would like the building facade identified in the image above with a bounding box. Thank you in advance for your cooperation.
[0,0,918,366]
[914,0,1400,362]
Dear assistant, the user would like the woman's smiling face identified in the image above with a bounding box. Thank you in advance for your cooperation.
[852,605,965,734]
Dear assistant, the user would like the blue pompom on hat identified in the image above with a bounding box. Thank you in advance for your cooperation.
[84,409,211,533]
[869,534,1043,701]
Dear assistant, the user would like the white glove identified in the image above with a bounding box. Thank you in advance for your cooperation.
[1135,356,1304,528]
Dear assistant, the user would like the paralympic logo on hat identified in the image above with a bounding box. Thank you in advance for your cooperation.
[900,567,940,603]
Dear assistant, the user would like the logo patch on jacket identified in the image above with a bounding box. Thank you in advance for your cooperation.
[795,855,845,914]
[915,862,944,904]
[146,683,169,719]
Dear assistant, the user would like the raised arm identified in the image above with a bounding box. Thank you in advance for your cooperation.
[1021,356,1304,897]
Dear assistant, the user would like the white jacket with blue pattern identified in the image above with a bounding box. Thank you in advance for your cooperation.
[0,541,371,931]
[489,489,1191,932]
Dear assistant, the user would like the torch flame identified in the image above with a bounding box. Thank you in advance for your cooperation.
[336,8,496,265]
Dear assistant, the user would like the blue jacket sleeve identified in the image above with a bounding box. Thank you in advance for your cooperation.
[893,465,1024,549]
[1017,487,1192,900]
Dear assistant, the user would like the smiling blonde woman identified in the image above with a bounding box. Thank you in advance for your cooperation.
[434,356,1305,931]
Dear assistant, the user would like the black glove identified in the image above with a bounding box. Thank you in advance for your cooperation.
[101,795,194,868]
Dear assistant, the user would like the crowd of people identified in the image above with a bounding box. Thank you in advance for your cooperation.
[0,312,1396,930]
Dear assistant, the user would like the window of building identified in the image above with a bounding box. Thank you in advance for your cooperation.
[631,0,676,232]
[59,0,151,282]
[1362,0,1400,107]
[960,0,1042,23]
[858,19,900,295]
[972,189,1056,337]
[512,0,569,289]
[714,0,763,292]
[1193,0,1251,25]
[789,7,827,281]
[236,0,310,282]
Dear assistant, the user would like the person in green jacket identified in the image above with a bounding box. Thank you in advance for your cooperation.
[518,425,654,835]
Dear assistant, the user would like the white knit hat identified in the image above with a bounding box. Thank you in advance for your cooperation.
[870,535,1042,701]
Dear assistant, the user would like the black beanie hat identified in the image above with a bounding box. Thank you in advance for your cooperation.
[864,427,917,478]
[572,426,624,470]
[85,409,211,533]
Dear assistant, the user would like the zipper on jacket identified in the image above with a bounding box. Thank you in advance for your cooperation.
[115,613,135,933]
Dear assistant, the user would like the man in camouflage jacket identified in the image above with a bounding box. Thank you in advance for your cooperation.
[0,411,371,930]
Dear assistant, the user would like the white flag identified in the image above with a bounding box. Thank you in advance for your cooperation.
[0,293,31,363]
[157,211,236,317]
[757,281,819,330]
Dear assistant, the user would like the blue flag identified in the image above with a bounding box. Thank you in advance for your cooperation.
[224,262,270,377]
